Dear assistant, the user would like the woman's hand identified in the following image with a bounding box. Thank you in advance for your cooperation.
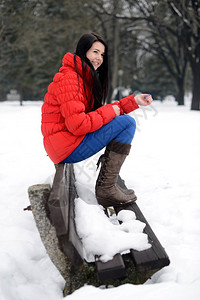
[135,94,153,106]
[112,105,120,116]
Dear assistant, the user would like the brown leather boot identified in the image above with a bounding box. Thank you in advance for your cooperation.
[97,155,135,195]
[95,140,137,208]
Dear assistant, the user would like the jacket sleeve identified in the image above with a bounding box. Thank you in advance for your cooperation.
[60,94,116,136]
[112,94,139,114]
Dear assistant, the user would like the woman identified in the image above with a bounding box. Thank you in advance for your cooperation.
[41,32,153,208]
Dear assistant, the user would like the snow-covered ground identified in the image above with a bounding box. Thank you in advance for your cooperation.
[0,98,200,300]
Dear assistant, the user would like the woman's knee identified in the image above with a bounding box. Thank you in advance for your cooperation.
[113,115,136,144]
[116,115,136,130]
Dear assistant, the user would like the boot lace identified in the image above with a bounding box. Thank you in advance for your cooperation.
[96,154,105,170]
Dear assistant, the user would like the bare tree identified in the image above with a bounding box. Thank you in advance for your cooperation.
[167,0,200,110]
[119,0,188,105]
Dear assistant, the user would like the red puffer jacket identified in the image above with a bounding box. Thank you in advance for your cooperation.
[41,53,139,164]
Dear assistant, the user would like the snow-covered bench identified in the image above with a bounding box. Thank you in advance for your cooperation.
[28,163,170,296]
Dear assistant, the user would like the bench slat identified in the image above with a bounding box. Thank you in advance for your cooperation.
[48,163,84,266]
[115,176,170,272]
[96,254,126,281]
[48,163,67,235]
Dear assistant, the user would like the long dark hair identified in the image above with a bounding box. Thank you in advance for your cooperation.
[75,32,108,111]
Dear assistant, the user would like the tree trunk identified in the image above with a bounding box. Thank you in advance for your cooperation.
[111,21,119,94]
[176,77,185,105]
[191,61,200,110]
[111,1,120,99]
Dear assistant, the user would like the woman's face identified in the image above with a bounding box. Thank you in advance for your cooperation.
[86,41,105,70]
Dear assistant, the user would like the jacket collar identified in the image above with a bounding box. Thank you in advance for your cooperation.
[61,52,91,78]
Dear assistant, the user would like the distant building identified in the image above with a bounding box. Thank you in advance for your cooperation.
[6,89,21,101]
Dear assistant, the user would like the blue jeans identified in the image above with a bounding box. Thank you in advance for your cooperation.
[62,115,136,163]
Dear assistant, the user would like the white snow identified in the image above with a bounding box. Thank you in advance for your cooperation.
[74,198,150,262]
[0,97,200,299]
